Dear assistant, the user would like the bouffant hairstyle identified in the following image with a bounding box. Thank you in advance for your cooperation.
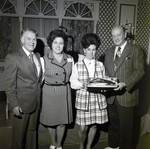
[81,33,101,50]
[47,29,68,51]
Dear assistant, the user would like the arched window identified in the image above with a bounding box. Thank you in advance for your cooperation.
[64,2,93,18]
[0,0,99,58]
[0,0,16,14]
[25,0,57,16]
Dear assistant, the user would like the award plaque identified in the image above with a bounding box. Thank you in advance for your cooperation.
[87,77,118,91]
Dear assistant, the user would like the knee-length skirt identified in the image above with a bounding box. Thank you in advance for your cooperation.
[76,97,108,125]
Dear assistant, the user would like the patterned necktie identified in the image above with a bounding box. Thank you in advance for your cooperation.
[115,47,121,60]
[114,47,121,72]
[29,53,38,76]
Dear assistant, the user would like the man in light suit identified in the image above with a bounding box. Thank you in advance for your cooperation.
[4,28,42,149]
[104,25,144,149]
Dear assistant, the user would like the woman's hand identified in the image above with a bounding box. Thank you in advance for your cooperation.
[82,83,87,89]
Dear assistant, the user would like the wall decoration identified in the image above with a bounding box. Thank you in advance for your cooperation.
[119,4,136,27]
[66,20,94,55]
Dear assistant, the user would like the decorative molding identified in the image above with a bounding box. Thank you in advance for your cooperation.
[0,0,16,14]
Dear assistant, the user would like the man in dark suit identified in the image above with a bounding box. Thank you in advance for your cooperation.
[104,25,144,149]
[4,28,42,149]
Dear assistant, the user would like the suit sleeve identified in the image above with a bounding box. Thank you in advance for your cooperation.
[104,49,112,76]
[125,45,145,92]
[4,54,19,111]
[104,50,108,76]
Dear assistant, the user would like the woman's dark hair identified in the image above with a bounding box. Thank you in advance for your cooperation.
[81,33,101,50]
[47,29,68,50]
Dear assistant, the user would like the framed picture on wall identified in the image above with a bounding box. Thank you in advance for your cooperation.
[119,4,136,27]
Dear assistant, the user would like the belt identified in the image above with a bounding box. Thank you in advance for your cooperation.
[44,80,69,86]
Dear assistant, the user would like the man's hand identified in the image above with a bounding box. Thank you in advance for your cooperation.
[12,106,23,117]
[114,82,126,91]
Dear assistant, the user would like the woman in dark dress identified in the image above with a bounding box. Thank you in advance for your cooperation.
[40,29,74,149]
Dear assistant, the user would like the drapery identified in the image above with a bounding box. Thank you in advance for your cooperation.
[62,20,94,55]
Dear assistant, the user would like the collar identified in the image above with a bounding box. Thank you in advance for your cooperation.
[22,46,32,57]
[114,41,127,59]
[119,41,127,51]
[47,50,67,60]
[116,41,127,53]
[84,58,95,65]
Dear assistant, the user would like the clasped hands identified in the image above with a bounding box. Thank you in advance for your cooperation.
[12,106,23,117]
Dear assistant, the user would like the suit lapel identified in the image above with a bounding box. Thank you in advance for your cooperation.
[114,43,131,73]
[109,47,116,75]
[48,51,68,67]
[18,48,38,78]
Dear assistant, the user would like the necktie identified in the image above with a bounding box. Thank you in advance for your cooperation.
[114,47,121,72]
[29,53,38,76]
[115,47,121,60]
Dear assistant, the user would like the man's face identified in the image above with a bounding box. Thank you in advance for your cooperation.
[111,27,126,46]
[21,31,37,52]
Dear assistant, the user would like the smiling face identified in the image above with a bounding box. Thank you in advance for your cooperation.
[111,26,126,46]
[21,31,37,52]
[83,44,96,60]
[52,37,64,54]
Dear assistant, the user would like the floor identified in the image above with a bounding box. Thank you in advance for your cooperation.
[0,91,150,149]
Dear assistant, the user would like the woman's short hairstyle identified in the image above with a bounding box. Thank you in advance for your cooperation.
[47,29,68,50]
[81,33,101,50]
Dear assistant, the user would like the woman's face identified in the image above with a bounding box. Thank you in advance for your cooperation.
[83,44,96,60]
[52,37,64,54]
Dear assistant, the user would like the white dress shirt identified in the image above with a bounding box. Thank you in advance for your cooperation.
[114,41,127,60]
[22,47,41,76]
[70,58,96,90]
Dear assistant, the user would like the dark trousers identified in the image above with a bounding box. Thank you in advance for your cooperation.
[11,107,39,149]
[107,99,134,149]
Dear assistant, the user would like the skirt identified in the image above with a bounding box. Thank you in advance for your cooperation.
[76,97,108,125]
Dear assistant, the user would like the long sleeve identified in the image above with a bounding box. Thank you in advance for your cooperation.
[125,45,145,92]
[4,54,19,110]
[70,63,83,90]
[40,57,45,73]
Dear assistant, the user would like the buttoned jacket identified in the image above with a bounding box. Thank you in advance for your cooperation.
[44,51,73,86]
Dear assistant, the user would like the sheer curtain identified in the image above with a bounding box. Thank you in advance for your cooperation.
[23,18,58,37]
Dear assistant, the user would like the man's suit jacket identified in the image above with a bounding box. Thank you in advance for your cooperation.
[4,48,42,113]
[104,43,145,107]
